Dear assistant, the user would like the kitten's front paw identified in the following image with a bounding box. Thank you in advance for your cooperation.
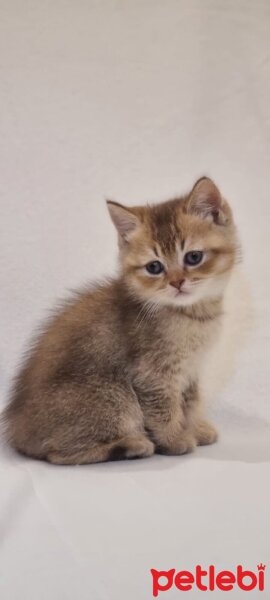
[156,431,196,456]
[194,419,218,446]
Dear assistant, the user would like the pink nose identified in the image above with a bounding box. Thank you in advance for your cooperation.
[170,279,185,291]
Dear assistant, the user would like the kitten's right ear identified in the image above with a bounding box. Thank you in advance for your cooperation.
[106,200,140,241]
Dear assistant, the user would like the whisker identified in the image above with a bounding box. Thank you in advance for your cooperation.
[135,299,159,329]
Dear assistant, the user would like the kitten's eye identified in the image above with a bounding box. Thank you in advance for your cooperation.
[145,260,164,275]
[184,251,203,266]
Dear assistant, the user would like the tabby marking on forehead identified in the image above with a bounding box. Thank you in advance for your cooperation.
[148,200,184,256]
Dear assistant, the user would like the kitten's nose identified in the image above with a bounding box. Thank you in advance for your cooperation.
[170,279,185,291]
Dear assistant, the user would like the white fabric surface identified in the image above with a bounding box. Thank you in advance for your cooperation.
[0,1,269,598]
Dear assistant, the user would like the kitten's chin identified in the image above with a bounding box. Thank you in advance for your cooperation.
[169,293,200,307]
[155,292,206,308]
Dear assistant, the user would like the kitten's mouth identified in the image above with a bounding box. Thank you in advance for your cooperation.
[176,290,190,296]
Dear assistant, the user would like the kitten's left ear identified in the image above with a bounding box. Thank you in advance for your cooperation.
[186,177,228,225]
[107,200,140,241]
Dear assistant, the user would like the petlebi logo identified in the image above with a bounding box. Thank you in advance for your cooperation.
[150,564,266,596]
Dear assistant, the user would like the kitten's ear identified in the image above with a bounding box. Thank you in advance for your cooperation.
[106,200,140,241]
[186,177,227,225]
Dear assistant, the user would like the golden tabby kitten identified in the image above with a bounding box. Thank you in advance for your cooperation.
[4,177,238,464]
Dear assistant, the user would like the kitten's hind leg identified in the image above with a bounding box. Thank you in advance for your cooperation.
[47,434,154,465]
[7,380,153,465]
[43,380,154,464]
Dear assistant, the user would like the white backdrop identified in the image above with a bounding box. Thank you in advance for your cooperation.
[1,2,270,599]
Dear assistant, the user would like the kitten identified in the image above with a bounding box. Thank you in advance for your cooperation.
[3,177,238,464]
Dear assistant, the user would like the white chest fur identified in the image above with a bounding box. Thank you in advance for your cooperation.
[162,314,221,389]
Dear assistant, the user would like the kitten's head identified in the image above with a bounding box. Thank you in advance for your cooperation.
[107,178,238,308]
